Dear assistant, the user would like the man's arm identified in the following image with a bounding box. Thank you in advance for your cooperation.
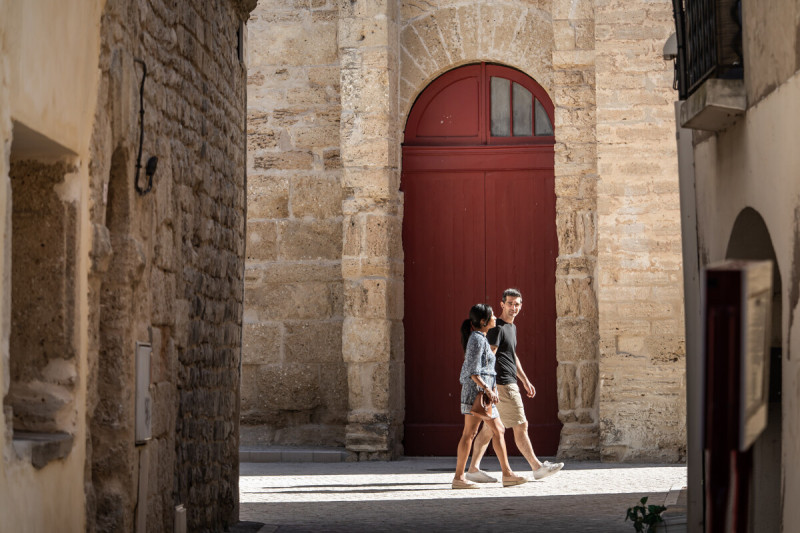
[514,352,536,398]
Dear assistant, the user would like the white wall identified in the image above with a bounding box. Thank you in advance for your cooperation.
[692,70,800,529]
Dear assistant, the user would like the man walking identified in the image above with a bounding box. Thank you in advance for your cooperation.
[466,288,564,483]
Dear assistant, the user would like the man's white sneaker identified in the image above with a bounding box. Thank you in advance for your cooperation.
[465,469,498,483]
[532,461,564,480]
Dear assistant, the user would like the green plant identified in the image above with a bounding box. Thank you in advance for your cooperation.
[625,496,666,532]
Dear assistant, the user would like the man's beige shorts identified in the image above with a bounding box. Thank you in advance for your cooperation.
[496,383,527,427]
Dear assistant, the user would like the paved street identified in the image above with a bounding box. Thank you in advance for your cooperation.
[238,457,686,532]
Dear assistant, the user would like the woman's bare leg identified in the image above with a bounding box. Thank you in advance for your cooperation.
[454,415,483,481]
[486,417,517,477]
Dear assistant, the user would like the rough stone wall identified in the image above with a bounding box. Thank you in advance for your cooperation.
[242,0,348,448]
[8,161,78,434]
[595,0,686,461]
[86,0,252,531]
[339,0,404,459]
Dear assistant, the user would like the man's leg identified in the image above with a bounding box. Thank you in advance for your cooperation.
[466,423,493,474]
[511,421,565,480]
[511,422,543,471]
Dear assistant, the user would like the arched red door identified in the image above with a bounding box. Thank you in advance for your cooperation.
[402,63,560,456]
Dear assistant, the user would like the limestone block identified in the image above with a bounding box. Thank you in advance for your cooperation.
[579,362,598,409]
[455,5,479,59]
[553,0,593,20]
[370,361,391,411]
[364,214,402,259]
[341,168,397,199]
[149,382,176,438]
[339,0,397,19]
[240,363,321,416]
[643,335,685,363]
[411,15,451,70]
[257,262,342,284]
[246,220,278,261]
[341,137,396,169]
[151,269,176,327]
[287,86,338,107]
[292,175,342,219]
[284,321,343,363]
[344,278,403,320]
[554,20,577,50]
[555,276,597,318]
[339,16,390,48]
[343,215,364,256]
[556,256,594,277]
[557,363,577,411]
[316,361,349,419]
[433,8,463,65]
[254,151,314,171]
[309,66,341,89]
[248,174,290,219]
[556,317,597,362]
[242,323,283,365]
[249,20,337,67]
[278,219,342,260]
[342,318,391,364]
[553,50,595,69]
[400,25,436,76]
[245,281,341,320]
[289,125,339,150]
[341,257,403,280]
[489,5,526,56]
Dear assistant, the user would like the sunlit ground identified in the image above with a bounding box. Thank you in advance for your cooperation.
[239,458,686,532]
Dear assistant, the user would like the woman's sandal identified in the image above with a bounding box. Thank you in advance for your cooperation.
[502,474,528,487]
[452,478,480,489]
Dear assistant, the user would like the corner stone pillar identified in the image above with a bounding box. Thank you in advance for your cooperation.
[338,1,404,459]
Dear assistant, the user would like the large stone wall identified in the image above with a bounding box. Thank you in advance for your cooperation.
[243,0,348,447]
[86,0,253,530]
[595,0,685,461]
[243,0,685,462]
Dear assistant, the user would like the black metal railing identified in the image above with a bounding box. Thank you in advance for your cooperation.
[672,0,743,99]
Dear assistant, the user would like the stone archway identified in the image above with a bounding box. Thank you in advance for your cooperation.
[395,2,600,458]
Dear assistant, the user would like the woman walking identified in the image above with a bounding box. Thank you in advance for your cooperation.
[452,303,527,489]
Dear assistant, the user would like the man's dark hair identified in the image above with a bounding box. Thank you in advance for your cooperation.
[502,288,522,302]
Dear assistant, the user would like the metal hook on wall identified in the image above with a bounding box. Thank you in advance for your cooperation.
[133,58,158,196]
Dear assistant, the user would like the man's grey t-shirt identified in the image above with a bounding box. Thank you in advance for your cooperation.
[486,318,517,385]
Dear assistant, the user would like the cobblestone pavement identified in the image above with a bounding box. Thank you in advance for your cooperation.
[238,457,686,533]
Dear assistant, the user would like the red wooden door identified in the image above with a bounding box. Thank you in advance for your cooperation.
[402,64,560,456]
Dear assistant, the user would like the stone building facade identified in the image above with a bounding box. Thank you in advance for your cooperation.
[243,0,686,462]
[1,0,255,531]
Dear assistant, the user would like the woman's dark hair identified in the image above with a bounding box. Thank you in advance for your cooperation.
[460,303,493,350]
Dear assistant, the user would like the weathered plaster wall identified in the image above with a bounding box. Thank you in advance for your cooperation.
[742,0,800,106]
[242,0,348,448]
[0,1,103,531]
[595,0,685,462]
[691,69,800,528]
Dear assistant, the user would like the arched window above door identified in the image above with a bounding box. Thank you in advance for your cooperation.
[404,63,554,147]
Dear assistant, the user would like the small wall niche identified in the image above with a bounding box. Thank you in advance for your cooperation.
[3,122,80,466]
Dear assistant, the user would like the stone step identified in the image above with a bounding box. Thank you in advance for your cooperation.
[240,445,350,463]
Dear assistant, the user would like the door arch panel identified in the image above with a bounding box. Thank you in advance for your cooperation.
[402,63,560,456]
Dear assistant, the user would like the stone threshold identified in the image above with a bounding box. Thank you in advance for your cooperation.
[240,445,350,463]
